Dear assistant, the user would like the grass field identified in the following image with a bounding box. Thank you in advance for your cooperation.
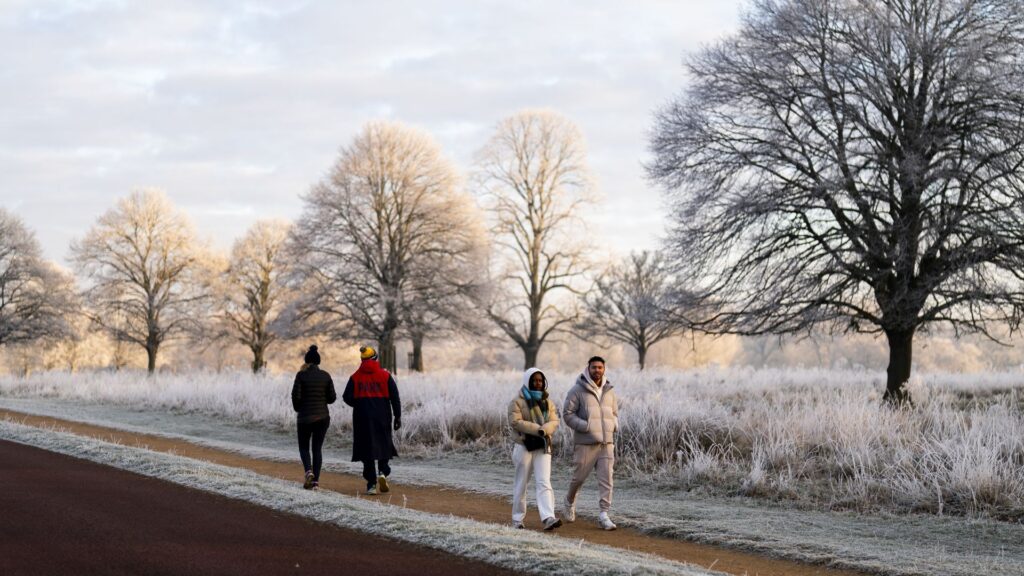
[2,367,1022,520]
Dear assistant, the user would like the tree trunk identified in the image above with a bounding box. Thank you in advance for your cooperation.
[251,345,265,374]
[379,301,400,373]
[523,345,540,370]
[637,344,648,371]
[146,344,158,374]
[112,339,128,371]
[882,328,914,406]
[410,335,424,372]
[379,334,398,373]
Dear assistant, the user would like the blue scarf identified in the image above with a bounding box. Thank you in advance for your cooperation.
[520,385,549,421]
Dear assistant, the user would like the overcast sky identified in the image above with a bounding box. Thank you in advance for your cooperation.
[1,0,746,264]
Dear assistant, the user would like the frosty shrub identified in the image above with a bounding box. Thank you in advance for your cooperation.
[2,367,1022,520]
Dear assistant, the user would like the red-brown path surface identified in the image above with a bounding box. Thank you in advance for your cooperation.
[0,439,516,576]
[0,409,871,576]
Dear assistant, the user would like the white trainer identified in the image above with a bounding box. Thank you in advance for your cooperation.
[562,501,576,523]
[598,511,617,531]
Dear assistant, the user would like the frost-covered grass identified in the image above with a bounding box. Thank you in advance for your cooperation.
[2,367,1023,520]
[6,397,1023,576]
[0,420,719,576]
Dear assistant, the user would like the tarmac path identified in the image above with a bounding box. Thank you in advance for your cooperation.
[0,439,517,576]
[0,408,869,576]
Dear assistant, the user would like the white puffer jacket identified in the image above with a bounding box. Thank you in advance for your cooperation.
[561,372,618,445]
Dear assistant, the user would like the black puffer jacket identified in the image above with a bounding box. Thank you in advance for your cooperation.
[291,366,337,424]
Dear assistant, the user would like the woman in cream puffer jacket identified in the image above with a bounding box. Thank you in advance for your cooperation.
[507,367,562,530]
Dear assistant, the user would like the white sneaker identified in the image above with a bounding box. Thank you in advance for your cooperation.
[511,520,525,529]
[366,484,377,495]
[598,512,617,531]
[378,475,390,493]
[562,501,576,523]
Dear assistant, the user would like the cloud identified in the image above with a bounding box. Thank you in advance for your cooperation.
[0,0,745,262]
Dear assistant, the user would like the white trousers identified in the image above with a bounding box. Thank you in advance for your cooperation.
[511,443,555,522]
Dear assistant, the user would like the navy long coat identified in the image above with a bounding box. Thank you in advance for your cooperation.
[342,359,401,462]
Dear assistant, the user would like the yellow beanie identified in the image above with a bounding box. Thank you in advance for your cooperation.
[360,346,377,360]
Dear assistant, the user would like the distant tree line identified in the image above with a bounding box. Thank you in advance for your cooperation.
[1,110,683,375]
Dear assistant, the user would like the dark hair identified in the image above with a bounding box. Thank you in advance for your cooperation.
[587,356,606,366]
[304,345,321,365]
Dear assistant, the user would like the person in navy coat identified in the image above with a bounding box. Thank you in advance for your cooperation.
[342,345,401,495]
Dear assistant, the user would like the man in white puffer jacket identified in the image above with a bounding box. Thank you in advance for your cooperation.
[561,356,619,530]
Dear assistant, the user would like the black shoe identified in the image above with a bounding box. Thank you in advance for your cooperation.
[542,517,562,531]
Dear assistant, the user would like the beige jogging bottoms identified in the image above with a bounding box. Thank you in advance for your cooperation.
[564,443,614,512]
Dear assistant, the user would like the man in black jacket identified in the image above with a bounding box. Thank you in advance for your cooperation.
[291,345,336,490]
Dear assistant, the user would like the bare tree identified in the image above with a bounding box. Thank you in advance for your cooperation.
[0,209,77,349]
[99,302,138,371]
[475,110,593,369]
[649,0,1024,403]
[221,219,293,373]
[43,314,96,373]
[70,190,214,373]
[293,121,480,372]
[401,219,488,371]
[579,251,681,369]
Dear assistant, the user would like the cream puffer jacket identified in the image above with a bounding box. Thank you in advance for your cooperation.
[561,372,618,445]
[508,367,560,445]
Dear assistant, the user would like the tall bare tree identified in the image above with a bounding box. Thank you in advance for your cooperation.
[0,209,77,348]
[579,251,681,369]
[475,110,593,369]
[221,219,293,373]
[71,190,213,373]
[401,217,488,372]
[293,121,480,372]
[649,0,1024,402]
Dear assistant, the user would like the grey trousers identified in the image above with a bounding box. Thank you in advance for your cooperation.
[564,443,614,512]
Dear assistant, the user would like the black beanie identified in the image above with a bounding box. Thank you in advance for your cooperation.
[304,345,321,365]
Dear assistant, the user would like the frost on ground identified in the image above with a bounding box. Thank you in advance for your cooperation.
[2,368,1022,520]
[2,396,1023,576]
[0,419,721,576]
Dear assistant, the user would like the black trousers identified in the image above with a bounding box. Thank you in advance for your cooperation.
[297,417,330,480]
[362,459,391,488]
